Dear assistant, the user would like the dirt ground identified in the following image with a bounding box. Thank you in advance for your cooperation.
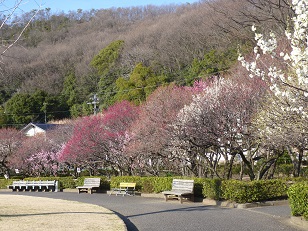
[0,194,126,231]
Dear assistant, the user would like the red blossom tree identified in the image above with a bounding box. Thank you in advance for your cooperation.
[59,100,139,175]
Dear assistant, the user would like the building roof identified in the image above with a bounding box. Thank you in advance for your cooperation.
[21,123,58,136]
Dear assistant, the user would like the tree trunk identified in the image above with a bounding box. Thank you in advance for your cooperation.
[237,149,255,180]
[287,146,303,177]
[226,155,235,179]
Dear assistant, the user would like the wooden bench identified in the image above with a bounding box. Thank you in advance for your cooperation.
[76,178,101,194]
[162,179,194,204]
[109,182,136,196]
[8,180,58,192]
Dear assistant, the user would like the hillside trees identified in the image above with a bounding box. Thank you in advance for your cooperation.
[0,0,41,60]
[91,40,125,108]
[206,0,293,38]
[0,0,287,115]
[115,63,168,105]
[5,90,69,126]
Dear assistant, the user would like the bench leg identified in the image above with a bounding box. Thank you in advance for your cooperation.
[164,194,168,202]
[179,196,183,204]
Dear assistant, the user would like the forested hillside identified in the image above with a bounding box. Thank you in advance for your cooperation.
[0,0,292,126]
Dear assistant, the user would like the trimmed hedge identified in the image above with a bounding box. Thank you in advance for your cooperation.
[0,178,13,189]
[110,176,174,193]
[202,178,222,200]
[221,179,288,203]
[288,182,308,220]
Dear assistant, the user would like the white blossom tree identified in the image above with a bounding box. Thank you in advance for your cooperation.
[238,0,308,176]
[171,76,267,179]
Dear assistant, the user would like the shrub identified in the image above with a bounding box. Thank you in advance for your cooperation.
[288,182,308,220]
[221,179,288,203]
[141,177,173,193]
[0,178,12,189]
[202,178,222,200]
[277,164,293,177]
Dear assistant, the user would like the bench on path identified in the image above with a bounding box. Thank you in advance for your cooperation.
[8,180,58,192]
[162,179,194,204]
[76,178,101,194]
[109,182,136,196]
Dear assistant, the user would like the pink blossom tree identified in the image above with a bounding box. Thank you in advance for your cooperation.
[127,84,195,175]
[10,121,74,177]
[0,128,24,178]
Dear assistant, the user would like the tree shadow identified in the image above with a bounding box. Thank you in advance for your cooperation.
[0,211,114,217]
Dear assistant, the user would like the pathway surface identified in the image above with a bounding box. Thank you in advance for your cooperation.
[0,191,305,231]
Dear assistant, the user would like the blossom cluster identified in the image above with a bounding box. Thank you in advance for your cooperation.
[238,0,308,118]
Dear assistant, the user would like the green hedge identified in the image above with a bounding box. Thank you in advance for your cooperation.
[110,176,174,193]
[221,179,288,203]
[288,182,308,220]
[0,178,12,189]
[202,178,222,200]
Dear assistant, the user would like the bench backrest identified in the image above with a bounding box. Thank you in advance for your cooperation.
[172,179,194,192]
[119,182,136,189]
[40,180,56,186]
[82,178,101,187]
[12,181,27,186]
[12,180,56,187]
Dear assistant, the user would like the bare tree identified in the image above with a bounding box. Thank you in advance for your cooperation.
[0,0,41,67]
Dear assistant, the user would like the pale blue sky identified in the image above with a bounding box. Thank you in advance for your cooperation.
[8,0,199,14]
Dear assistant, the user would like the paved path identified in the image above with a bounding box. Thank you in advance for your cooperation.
[0,191,304,231]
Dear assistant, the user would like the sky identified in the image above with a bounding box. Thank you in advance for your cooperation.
[8,0,199,14]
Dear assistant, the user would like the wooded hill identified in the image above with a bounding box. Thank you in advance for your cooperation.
[0,0,292,126]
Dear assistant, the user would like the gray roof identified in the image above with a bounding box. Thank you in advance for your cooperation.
[21,123,58,132]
